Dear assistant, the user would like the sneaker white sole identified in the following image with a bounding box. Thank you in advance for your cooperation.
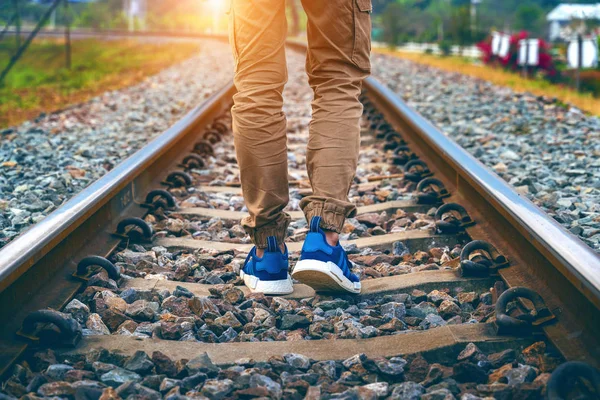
[292,259,361,294]
[240,270,294,295]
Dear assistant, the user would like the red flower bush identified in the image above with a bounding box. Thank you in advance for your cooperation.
[477,31,556,77]
[478,40,493,64]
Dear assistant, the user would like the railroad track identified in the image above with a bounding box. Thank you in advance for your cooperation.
[1,43,600,399]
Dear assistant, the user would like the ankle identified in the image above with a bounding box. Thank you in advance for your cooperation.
[256,244,285,258]
[323,230,339,247]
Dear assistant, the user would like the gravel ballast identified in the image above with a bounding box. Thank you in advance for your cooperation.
[127,49,464,285]
[4,46,597,255]
[68,281,491,342]
[0,341,563,399]
[0,40,233,248]
[371,53,600,252]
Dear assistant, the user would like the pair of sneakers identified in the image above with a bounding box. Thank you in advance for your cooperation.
[240,216,361,295]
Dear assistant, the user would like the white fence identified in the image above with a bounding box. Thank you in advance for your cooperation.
[373,41,482,58]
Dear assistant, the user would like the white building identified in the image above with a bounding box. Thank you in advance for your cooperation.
[547,3,600,41]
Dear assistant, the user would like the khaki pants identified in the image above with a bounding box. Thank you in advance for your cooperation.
[228,0,372,248]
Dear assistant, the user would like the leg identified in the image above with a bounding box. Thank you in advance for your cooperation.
[228,0,290,249]
[299,0,372,235]
[292,0,372,294]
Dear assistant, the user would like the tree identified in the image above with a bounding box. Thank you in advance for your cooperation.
[380,0,436,45]
[398,0,432,10]
[74,0,126,30]
[514,2,544,32]
[381,2,406,47]
[449,5,471,49]
[426,0,451,41]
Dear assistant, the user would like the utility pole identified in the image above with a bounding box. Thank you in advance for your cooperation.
[470,0,481,38]
[126,0,135,32]
[576,34,582,92]
[14,0,21,48]
[64,0,71,69]
[522,39,529,79]
[49,2,58,31]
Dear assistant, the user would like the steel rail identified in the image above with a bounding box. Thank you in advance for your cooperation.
[363,76,600,366]
[0,83,232,293]
[292,39,600,334]
[364,77,600,306]
[0,81,235,376]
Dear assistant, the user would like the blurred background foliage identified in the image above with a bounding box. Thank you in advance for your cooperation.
[1,0,598,41]
[0,0,598,113]
[373,0,599,45]
[0,0,220,32]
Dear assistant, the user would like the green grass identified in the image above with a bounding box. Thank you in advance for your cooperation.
[0,38,201,127]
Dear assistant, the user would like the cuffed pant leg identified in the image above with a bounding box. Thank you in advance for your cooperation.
[299,0,372,233]
[228,0,290,248]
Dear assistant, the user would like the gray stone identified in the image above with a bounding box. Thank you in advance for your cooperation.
[427,290,454,305]
[363,382,389,397]
[407,302,438,319]
[343,353,367,369]
[375,358,405,377]
[393,241,411,256]
[125,300,156,321]
[201,379,234,400]
[187,352,219,375]
[45,364,73,381]
[64,299,90,324]
[390,382,425,400]
[284,353,311,371]
[381,302,406,319]
[311,360,338,380]
[460,394,483,400]
[124,350,154,374]
[279,314,310,330]
[173,285,194,298]
[159,378,181,393]
[504,365,537,386]
[427,379,460,396]
[100,368,142,388]
[421,388,456,400]
[315,299,349,311]
[181,373,208,391]
[420,314,447,329]
[249,374,282,399]
[218,326,238,342]
[86,313,110,335]
[116,381,161,399]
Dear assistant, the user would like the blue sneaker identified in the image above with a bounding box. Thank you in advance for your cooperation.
[240,236,293,295]
[292,217,361,294]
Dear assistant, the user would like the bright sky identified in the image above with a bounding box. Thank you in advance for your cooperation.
[209,0,226,12]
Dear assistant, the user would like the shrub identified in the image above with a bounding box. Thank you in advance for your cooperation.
[439,40,452,57]
[477,31,556,78]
